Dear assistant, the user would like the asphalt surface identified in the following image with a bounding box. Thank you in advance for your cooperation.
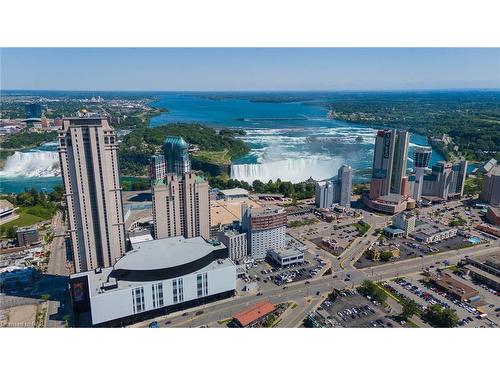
[133,239,499,328]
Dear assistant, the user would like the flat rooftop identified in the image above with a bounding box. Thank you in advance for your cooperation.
[210,198,261,226]
[269,247,304,258]
[219,188,249,197]
[464,265,500,284]
[249,205,285,217]
[434,273,478,298]
[414,222,453,236]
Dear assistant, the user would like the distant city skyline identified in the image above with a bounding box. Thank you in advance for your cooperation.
[1,48,499,91]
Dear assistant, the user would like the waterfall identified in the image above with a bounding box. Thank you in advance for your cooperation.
[0,151,61,178]
[231,157,345,183]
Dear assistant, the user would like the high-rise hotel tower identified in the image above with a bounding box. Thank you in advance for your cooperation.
[369,129,409,199]
[58,118,126,273]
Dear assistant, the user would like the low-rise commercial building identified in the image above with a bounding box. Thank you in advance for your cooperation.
[0,200,16,224]
[268,247,304,268]
[366,245,400,260]
[475,223,500,238]
[16,226,40,247]
[382,226,405,238]
[218,188,249,200]
[232,300,276,327]
[432,273,479,302]
[465,254,500,292]
[413,223,458,244]
[464,265,500,292]
[69,236,237,327]
[363,193,411,214]
[486,206,500,226]
[128,230,154,245]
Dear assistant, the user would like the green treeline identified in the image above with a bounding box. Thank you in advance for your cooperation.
[206,175,316,200]
[322,91,500,162]
[118,124,250,176]
[0,130,57,150]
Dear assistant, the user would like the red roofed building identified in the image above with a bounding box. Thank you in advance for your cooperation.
[233,300,276,327]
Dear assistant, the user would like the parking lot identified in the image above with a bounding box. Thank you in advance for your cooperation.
[384,277,498,328]
[304,289,403,328]
[356,235,483,269]
[243,251,327,292]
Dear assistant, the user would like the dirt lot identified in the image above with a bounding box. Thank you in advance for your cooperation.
[0,304,38,328]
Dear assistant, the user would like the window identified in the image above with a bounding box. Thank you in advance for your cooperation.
[132,287,145,313]
[197,274,203,297]
[173,279,178,303]
[204,273,208,296]
[152,282,164,309]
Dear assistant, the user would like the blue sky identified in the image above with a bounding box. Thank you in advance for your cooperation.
[1,48,499,91]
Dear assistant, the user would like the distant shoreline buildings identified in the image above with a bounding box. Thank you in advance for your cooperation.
[363,129,468,214]
[315,164,353,209]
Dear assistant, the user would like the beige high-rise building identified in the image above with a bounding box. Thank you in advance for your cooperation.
[58,117,126,273]
[152,172,210,240]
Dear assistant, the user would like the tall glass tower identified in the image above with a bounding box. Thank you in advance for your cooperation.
[412,146,432,201]
[164,136,191,177]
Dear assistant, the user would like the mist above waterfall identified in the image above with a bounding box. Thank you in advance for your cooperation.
[0,151,61,178]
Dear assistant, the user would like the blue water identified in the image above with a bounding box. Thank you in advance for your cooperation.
[1,92,448,192]
[149,93,446,183]
[468,236,481,245]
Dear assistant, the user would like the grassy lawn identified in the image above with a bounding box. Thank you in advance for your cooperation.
[288,218,319,228]
[354,222,371,236]
[0,212,44,237]
[193,149,231,165]
[406,320,419,328]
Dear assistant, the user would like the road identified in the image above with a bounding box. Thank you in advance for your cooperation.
[133,240,499,328]
[44,211,70,328]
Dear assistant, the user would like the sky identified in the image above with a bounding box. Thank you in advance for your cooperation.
[1,48,499,91]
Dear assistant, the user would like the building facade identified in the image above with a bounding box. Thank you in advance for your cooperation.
[315,164,352,209]
[369,129,409,199]
[480,165,500,206]
[419,160,468,200]
[412,146,432,201]
[16,226,40,247]
[164,136,191,176]
[413,224,458,244]
[241,205,287,260]
[152,172,210,240]
[69,236,237,327]
[216,229,248,262]
[58,118,126,273]
[338,164,353,208]
[315,180,335,209]
[268,247,304,268]
[149,155,167,182]
[392,211,416,237]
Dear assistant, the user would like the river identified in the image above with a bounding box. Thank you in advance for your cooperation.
[0,92,447,193]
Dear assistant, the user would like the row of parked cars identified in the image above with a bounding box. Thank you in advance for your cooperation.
[337,304,377,322]
[394,278,451,309]
[418,281,479,315]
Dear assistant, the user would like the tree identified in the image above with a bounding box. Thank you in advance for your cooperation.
[379,251,393,262]
[401,299,420,320]
[422,305,459,328]
[357,280,387,304]
[7,226,17,239]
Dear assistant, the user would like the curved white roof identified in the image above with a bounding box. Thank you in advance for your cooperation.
[115,236,225,271]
